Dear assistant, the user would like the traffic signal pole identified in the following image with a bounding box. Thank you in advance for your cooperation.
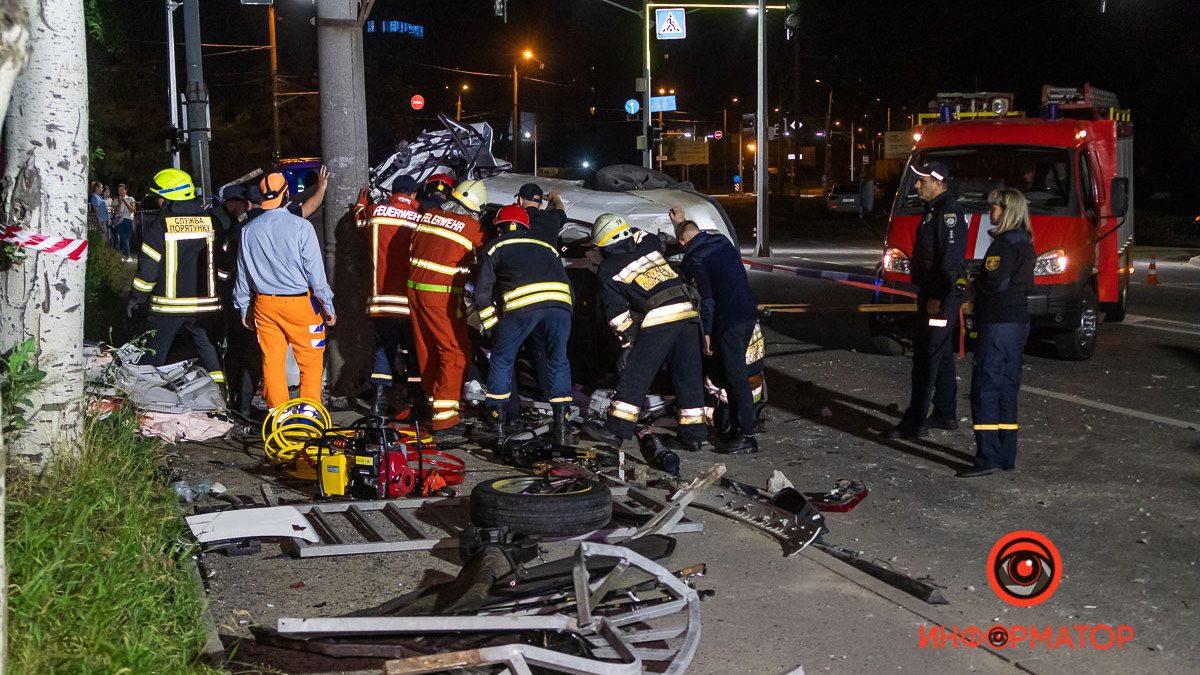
[754,0,770,257]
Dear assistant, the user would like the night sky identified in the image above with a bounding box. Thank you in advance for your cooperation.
[97,0,1200,201]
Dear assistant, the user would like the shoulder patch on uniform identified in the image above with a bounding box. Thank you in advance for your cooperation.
[943,213,958,227]
[985,255,1001,271]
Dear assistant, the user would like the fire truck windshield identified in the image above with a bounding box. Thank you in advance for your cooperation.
[895,146,1074,216]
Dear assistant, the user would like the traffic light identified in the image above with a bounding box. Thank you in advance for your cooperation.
[785,1,801,32]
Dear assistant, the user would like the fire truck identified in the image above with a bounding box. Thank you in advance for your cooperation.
[874,84,1133,360]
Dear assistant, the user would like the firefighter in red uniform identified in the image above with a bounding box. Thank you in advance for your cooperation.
[362,175,425,416]
[407,178,487,434]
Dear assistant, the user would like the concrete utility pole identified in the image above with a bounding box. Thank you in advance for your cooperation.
[316,0,370,387]
[165,1,181,168]
[754,0,769,257]
[182,0,211,200]
[268,2,281,160]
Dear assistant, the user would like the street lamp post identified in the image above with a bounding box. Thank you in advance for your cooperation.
[268,2,281,160]
[512,49,533,172]
[456,83,469,121]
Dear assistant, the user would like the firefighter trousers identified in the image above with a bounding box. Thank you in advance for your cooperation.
[371,316,420,389]
[409,292,470,430]
[145,314,223,383]
[485,307,572,417]
[900,301,961,431]
[253,294,326,410]
[970,322,1028,470]
[605,319,706,443]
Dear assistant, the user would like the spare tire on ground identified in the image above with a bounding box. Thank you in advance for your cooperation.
[470,475,613,537]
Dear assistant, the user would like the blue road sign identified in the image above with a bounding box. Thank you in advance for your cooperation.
[624,98,641,115]
[655,8,686,40]
[649,95,677,113]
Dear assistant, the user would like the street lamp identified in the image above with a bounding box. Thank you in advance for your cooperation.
[513,48,536,171]
[456,83,469,121]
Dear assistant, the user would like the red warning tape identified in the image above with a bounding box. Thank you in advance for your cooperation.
[2,225,88,261]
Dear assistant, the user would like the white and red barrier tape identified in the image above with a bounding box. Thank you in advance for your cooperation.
[1,225,88,261]
[742,258,916,298]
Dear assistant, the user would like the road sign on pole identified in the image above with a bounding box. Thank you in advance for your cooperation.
[713,130,723,140]
[410,94,425,110]
[655,8,686,40]
[649,95,677,113]
[624,98,641,115]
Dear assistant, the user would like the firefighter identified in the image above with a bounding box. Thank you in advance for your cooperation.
[363,175,425,416]
[473,204,574,444]
[959,188,1035,478]
[128,168,224,384]
[673,209,761,455]
[407,178,487,434]
[886,160,968,440]
[233,172,336,409]
[580,214,708,451]
[418,173,455,211]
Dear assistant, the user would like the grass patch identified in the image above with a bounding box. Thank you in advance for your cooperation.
[6,406,218,674]
[85,230,136,345]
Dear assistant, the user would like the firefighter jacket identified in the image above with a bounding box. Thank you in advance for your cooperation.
[598,229,699,340]
[473,229,573,331]
[406,206,485,300]
[132,198,220,316]
[364,194,422,317]
[974,228,1035,325]
[911,190,968,303]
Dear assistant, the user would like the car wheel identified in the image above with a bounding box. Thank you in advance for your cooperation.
[1054,289,1099,360]
[470,476,612,537]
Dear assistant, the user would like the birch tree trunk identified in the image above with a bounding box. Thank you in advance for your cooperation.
[0,2,32,672]
[0,0,87,467]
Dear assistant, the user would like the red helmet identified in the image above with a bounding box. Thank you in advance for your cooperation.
[494,204,530,230]
[424,173,454,194]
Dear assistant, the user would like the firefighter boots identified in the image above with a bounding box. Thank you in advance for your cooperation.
[551,403,572,446]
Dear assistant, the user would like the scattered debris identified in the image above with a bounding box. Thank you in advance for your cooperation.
[814,544,948,605]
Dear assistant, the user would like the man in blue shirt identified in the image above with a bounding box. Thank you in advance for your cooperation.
[234,172,335,409]
[674,208,761,454]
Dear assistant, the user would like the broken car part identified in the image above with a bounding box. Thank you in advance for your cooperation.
[814,543,948,605]
[807,479,869,512]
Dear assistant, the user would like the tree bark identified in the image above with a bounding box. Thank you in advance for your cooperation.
[0,0,87,467]
[0,2,32,672]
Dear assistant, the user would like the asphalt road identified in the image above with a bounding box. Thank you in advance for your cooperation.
[177,195,1199,674]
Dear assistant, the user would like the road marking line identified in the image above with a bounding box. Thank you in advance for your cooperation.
[1021,385,1199,431]
[1122,314,1200,337]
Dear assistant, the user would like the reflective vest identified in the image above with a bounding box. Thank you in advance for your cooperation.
[473,230,573,330]
[132,200,220,315]
[364,195,421,317]
[598,230,698,335]
[407,206,484,298]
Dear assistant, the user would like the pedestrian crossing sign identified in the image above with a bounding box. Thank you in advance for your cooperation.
[655,8,686,40]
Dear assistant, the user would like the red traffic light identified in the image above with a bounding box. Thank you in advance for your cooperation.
[410,94,425,110]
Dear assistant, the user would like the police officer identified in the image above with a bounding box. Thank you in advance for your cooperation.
[516,183,568,247]
[581,214,708,451]
[473,204,575,444]
[959,188,1035,478]
[673,209,761,455]
[128,168,224,383]
[886,160,968,439]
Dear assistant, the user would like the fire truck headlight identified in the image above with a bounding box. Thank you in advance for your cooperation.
[883,247,910,274]
[1034,249,1069,276]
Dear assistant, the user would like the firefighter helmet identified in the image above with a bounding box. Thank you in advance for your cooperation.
[425,173,454,191]
[592,213,632,247]
[150,168,196,201]
[451,179,488,214]
[494,204,530,230]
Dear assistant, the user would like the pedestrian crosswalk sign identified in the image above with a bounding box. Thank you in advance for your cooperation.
[656,8,686,40]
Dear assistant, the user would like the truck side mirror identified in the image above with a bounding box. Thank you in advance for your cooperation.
[859,179,876,215]
[1109,177,1129,218]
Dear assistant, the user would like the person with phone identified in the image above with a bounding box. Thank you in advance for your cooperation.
[234,172,336,409]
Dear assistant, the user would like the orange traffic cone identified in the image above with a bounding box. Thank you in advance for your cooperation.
[1146,256,1159,285]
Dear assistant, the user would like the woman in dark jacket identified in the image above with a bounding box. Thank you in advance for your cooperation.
[959,188,1036,478]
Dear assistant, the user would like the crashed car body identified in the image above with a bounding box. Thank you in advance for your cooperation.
[368,115,745,392]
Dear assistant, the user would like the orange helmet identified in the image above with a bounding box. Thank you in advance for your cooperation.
[494,204,530,230]
[259,172,289,210]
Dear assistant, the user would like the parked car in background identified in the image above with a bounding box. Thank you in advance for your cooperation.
[826,182,862,214]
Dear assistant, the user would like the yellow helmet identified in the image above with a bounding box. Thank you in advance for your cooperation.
[150,168,196,201]
[592,213,632,247]
[451,179,488,213]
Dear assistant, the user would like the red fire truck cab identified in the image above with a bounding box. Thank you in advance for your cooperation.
[875,84,1133,360]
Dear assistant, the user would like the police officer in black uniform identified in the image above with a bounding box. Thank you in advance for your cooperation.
[581,213,708,451]
[887,160,968,439]
[516,183,569,247]
[959,188,1035,477]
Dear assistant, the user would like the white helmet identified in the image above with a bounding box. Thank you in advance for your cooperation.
[592,213,632,247]
[451,179,488,213]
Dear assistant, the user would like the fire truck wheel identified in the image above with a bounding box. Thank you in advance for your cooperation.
[470,476,612,537]
[1054,289,1099,360]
